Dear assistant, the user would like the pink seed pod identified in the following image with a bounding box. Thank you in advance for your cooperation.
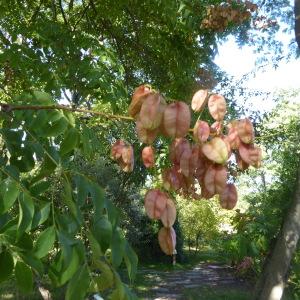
[219,183,238,210]
[193,120,210,143]
[191,89,208,112]
[208,94,226,121]
[163,101,191,138]
[144,189,169,219]
[129,85,152,117]
[142,146,155,168]
[158,227,176,255]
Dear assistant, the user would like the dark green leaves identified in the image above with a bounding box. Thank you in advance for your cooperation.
[18,193,34,235]
[34,226,56,258]
[0,97,138,299]
[65,265,90,300]
[15,261,33,294]
[60,127,80,156]
[0,178,20,214]
[92,216,112,253]
[0,250,14,283]
[124,241,138,282]
[31,202,51,229]
[111,228,126,268]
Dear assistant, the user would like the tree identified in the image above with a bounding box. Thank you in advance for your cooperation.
[0,1,296,299]
[177,197,219,252]
[0,2,254,298]
[252,94,300,299]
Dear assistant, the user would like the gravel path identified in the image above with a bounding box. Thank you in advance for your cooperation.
[137,263,249,300]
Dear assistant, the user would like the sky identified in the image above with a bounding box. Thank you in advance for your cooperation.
[214,36,300,112]
[215,35,300,203]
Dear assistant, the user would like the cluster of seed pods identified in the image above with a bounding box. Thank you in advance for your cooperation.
[111,85,262,255]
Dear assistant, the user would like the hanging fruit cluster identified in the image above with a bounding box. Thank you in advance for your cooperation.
[201,0,258,32]
[111,85,262,256]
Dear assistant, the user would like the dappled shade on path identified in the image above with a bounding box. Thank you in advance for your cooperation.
[138,263,250,300]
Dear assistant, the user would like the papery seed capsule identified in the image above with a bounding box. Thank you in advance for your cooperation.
[111,140,126,160]
[169,138,191,166]
[158,227,176,255]
[136,118,159,144]
[193,120,210,143]
[208,94,226,121]
[237,118,254,144]
[239,143,262,167]
[162,167,183,191]
[142,146,155,168]
[144,189,168,219]
[163,101,191,138]
[204,165,227,195]
[129,85,152,117]
[160,198,176,228]
[140,93,166,130]
[202,137,228,164]
[191,89,208,112]
[219,183,238,210]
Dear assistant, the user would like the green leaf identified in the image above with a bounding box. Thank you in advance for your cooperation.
[73,174,88,206]
[60,127,80,156]
[10,150,35,172]
[81,125,93,158]
[0,250,14,283]
[110,272,125,300]
[0,213,10,231]
[40,117,68,137]
[63,111,76,127]
[123,284,139,300]
[30,180,51,197]
[18,193,34,235]
[16,233,33,251]
[111,228,125,268]
[34,226,56,258]
[60,247,80,285]
[27,110,49,129]
[65,265,90,300]
[21,253,44,274]
[62,179,81,222]
[32,91,54,105]
[89,182,105,216]
[92,215,112,253]
[0,178,20,214]
[31,202,51,229]
[0,218,17,234]
[87,231,103,258]
[15,261,33,294]
[106,199,120,229]
[93,260,114,291]
[124,241,138,282]
[32,149,58,183]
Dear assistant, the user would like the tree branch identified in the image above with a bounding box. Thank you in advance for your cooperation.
[51,0,57,21]
[72,2,91,31]
[30,0,44,24]
[58,0,68,25]
[0,103,134,121]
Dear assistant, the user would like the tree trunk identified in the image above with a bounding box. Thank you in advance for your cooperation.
[254,165,300,300]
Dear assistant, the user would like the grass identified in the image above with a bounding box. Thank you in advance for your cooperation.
[138,248,227,272]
